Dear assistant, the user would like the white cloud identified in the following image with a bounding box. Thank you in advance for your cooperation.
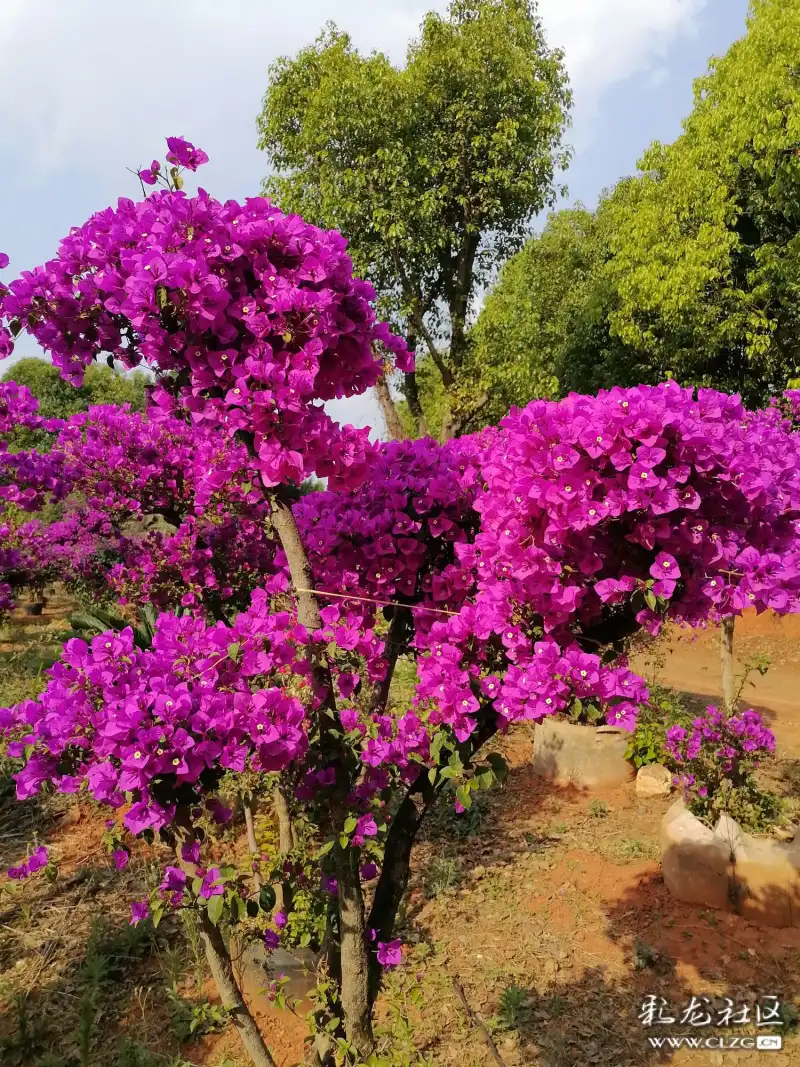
[0,0,708,177]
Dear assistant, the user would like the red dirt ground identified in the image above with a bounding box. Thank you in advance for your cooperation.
[2,609,798,1066]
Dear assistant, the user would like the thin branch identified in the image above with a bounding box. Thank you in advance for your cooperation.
[452,978,508,1067]
[411,310,454,387]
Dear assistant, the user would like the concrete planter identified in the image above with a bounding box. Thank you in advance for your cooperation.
[532,717,635,789]
[237,940,319,1006]
[660,800,800,928]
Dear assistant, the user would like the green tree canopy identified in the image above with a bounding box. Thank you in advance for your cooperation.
[605,0,800,404]
[468,205,597,422]
[471,0,800,410]
[257,0,571,437]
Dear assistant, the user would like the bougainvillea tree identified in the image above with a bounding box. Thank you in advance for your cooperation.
[2,142,800,1067]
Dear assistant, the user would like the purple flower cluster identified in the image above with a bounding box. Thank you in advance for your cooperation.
[664,705,777,820]
[0,141,411,491]
[7,845,48,880]
[413,383,800,738]
[2,605,311,834]
[665,706,775,775]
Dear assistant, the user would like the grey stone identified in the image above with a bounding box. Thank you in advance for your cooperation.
[636,763,673,797]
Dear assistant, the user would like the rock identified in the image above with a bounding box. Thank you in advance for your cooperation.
[636,764,673,798]
[660,799,800,928]
[532,718,635,789]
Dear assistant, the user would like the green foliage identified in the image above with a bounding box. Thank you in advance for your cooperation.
[697,776,785,833]
[475,1,800,406]
[67,604,157,651]
[258,0,571,434]
[2,358,148,448]
[497,983,528,1030]
[587,799,609,819]
[165,986,229,1041]
[606,0,800,404]
[470,205,599,420]
[625,685,693,769]
[566,697,604,726]
[423,856,460,898]
[632,939,661,971]
[115,1041,195,1067]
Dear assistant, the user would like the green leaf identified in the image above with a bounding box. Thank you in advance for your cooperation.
[644,589,657,611]
[227,642,241,662]
[316,839,335,858]
[448,752,464,775]
[258,885,276,911]
[455,784,473,810]
[430,731,447,762]
[475,769,494,791]
[344,816,358,834]
[207,894,224,926]
[486,753,509,785]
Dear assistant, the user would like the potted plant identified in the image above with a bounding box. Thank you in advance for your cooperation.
[659,706,799,927]
[532,695,638,790]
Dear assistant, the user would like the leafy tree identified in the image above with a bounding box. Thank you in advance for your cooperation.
[257,0,571,437]
[605,0,800,405]
[2,357,148,447]
[468,188,647,416]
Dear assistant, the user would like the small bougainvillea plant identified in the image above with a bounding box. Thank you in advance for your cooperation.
[2,139,800,1067]
[665,706,782,832]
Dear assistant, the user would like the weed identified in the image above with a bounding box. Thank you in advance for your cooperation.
[587,799,609,819]
[497,983,527,1030]
[423,856,460,898]
[601,837,659,862]
[633,939,659,970]
[165,986,229,1042]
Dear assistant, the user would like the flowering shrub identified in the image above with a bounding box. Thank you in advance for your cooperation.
[664,706,782,831]
[0,141,411,492]
[3,140,800,1067]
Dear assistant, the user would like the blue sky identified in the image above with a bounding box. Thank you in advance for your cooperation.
[0,0,751,431]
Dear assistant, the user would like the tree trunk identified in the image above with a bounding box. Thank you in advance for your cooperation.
[403,372,428,438]
[439,406,455,444]
[721,616,736,713]
[369,607,411,716]
[198,912,277,1067]
[269,493,339,722]
[335,856,374,1054]
[375,372,405,440]
[367,785,432,1001]
[243,801,261,892]
[273,783,295,912]
[270,493,323,633]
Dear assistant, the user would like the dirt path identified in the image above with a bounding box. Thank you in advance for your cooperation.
[632,611,800,755]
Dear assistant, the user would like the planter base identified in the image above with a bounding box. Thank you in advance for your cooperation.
[532,718,635,789]
[238,940,318,1007]
[660,800,800,928]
